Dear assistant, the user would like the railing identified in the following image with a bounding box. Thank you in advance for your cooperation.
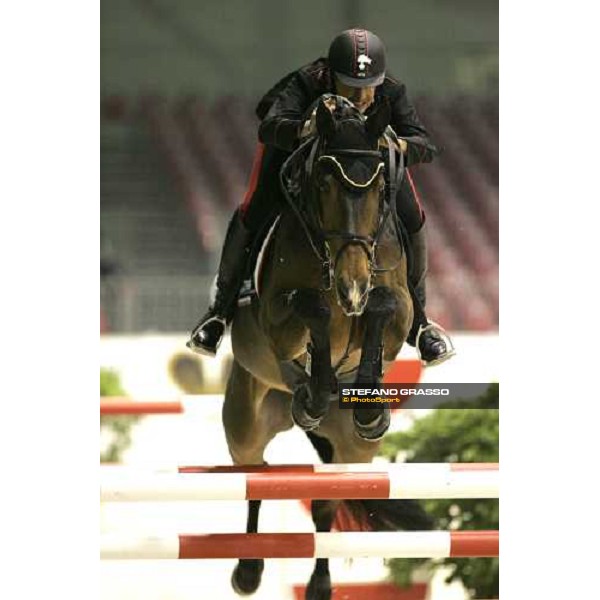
[100,274,214,333]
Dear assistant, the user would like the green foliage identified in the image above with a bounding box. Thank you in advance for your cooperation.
[100,369,138,463]
[100,369,126,397]
[380,383,499,599]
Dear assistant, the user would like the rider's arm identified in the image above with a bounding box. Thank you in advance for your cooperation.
[388,82,439,166]
[258,73,312,151]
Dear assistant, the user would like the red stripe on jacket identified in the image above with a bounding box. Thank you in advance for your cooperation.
[240,143,265,215]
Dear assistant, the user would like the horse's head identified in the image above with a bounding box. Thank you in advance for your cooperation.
[311,96,391,316]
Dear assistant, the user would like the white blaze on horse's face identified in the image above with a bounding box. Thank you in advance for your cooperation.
[318,170,383,318]
[318,175,376,317]
[346,279,369,316]
[335,268,371,317]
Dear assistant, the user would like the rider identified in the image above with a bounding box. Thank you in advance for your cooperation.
[188,28,454,366]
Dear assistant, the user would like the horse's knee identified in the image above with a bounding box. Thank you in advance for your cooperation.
[365,286,398,316]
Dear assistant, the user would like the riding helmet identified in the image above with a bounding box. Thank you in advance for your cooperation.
[328,29,386,88]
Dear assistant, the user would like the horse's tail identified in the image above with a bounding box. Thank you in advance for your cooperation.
[304,431,433,532]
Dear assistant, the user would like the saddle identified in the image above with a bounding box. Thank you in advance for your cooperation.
[237,216,281,307]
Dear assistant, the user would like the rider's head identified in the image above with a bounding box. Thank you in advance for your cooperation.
[328,29,386,113]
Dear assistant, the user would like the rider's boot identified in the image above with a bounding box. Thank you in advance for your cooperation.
[407,222,456,366]
[187,210,252,356]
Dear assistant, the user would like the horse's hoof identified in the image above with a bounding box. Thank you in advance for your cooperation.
[231,559,264,596]
[305,570,332,600]
[353,408,391,441]
[291,385,324,431]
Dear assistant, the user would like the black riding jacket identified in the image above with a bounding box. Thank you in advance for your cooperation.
[256,57,438,167]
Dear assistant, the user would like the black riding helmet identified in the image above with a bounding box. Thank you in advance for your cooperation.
[328,29,386,88]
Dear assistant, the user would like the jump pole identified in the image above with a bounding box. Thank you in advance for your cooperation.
[101,397,184,415]
[100,463,499,501]
[101,530,499,560]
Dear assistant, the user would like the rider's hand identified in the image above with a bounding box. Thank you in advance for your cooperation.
[300,99,336,139]
[397,138,408,154]
[300,110,317,138]
[378,136,408,154]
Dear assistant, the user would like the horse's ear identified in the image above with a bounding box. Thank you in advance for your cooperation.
[365,97,391,141]
[316,98,337,139]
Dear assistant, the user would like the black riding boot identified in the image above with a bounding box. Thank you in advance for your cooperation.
[187,210,252,356]
[407,223,455,366]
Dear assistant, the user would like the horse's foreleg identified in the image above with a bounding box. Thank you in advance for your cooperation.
[306,499,338,600]
[231,388,294,597]
[223,361,271,596]
[354,286,397,441]
[288,288,335,431]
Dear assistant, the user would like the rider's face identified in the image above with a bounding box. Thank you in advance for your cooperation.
[334,79,376,113]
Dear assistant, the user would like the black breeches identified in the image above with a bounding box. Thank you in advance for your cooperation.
[395,172,425,234]
[240,144,288,234]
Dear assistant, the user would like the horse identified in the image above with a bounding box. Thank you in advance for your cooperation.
[222,95,432,600]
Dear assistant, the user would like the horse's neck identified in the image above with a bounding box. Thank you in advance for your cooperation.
[278,210,320,261]
[376,217,405,260]
[272,210,321,288]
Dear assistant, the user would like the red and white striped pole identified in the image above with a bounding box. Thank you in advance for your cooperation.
[100,463,499,501]
[101,531,499,560]
[101,397,184,415]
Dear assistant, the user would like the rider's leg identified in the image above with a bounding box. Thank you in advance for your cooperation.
[187,208,252,355]
[187,144,286,356]
[396,171,455,366]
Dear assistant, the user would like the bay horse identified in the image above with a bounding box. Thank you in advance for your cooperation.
[223,95,431,600]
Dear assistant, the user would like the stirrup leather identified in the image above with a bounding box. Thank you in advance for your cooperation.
[415,319,456,367]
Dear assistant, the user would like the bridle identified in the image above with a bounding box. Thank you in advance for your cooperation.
[280,96,407,293]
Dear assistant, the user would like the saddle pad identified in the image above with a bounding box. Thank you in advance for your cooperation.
[237,216,281,306]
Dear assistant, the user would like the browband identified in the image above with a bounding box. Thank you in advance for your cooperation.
[318,155,385,189]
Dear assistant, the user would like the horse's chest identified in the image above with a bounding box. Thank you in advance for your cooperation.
[328,313,363,366]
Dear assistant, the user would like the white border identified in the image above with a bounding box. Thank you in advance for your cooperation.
[2,2,99,600]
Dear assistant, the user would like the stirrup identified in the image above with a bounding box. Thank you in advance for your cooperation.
[186,315,227,357]
[415,320,456,367]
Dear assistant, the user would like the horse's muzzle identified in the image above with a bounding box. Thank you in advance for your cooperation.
[336,280,370,316]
